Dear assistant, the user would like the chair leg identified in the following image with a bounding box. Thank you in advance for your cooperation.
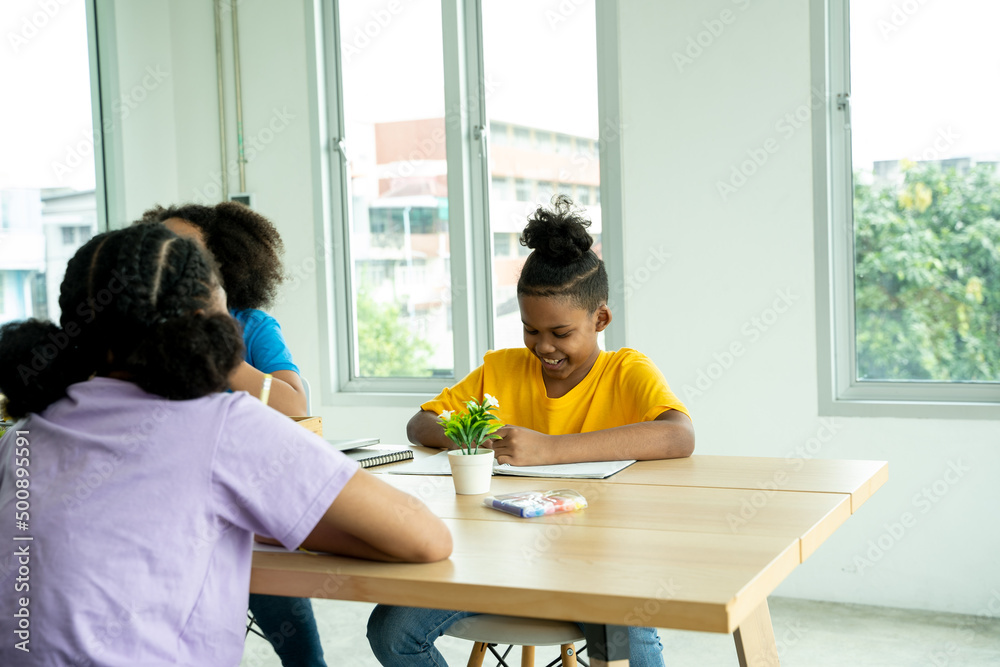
[468,641,488,667]
[520,644,535,667]
[560,643,578,667]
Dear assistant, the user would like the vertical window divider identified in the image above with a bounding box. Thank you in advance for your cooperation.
[323,0,355,396]
[305,0,341,406]
[441,0,489,377]
[88,0,123,231]
[464,0,494,357]
[595,0,627,351]
[829,0,857,402]
[811,0,838,414]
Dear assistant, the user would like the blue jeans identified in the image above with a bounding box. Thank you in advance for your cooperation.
[367,605,664,667]
[249,594,327,667]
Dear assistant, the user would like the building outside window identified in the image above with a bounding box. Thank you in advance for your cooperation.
[328,0,611,390]
[515,178,532,202]
[490,121,509,146]
[512,126,532,150]
[0,1,100,326]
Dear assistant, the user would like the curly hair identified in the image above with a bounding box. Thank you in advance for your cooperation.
[517,195,608,312]
[139,201,285,311]
[0,224,243,419]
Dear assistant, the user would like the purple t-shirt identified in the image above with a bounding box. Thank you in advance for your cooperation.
[0,377,358,666]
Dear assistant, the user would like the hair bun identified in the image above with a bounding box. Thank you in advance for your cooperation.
[0,319,88,419]
[520,195,593,265]
[127,313,243,400]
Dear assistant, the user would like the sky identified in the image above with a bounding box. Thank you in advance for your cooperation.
[0,0,96,190]
[340,0,600,137]
[849,0,1000,169]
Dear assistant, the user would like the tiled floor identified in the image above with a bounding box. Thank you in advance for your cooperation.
[239,596,1000,666]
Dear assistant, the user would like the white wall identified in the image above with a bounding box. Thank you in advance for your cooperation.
[616,0,1000,615]
[106,0,1000,616]
[109,0,178,222]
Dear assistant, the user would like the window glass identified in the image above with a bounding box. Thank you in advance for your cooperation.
[0,1,98,325]
[338,0,452,378]
[492,176,514,202]
[849,1,1000,382]
[514,178,531,202]
[482,0,602,350]
[513,126,532,150]
[493,232,512,258]
[556,134,573,155]
[536,181,554,203]
[490,122,508,146]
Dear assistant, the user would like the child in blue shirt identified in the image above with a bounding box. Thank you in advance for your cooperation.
[141,202,320,665]
[142,202,307,417]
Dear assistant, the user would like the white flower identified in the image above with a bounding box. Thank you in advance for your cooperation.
[439,410,453,420]
[484,393,499,408]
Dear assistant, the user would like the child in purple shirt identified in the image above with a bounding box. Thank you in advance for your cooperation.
[0,224,451,666]
[141,201,326,664]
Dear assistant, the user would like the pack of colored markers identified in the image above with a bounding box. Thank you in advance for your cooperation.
[483,489,588,518]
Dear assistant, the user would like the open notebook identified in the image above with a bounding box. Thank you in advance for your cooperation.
[386,451,635,479]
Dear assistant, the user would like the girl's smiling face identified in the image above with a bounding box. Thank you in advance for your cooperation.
[519,295,611,395]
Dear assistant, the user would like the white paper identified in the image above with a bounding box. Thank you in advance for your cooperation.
[386,451,636,479]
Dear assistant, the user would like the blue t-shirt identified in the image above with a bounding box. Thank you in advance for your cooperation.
[231,309,300,375]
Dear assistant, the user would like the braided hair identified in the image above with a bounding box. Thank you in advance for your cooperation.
[0,224,243,419]
[139,201,285,311]
[517,195,608,312]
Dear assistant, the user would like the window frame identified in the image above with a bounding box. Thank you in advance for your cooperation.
[812,0,1000,419]
[88,0,123,232]
[312,0,626,403]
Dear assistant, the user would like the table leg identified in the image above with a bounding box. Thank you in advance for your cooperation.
[583,624,630,666]
[733,598,780,667]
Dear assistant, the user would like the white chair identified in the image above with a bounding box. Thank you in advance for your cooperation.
[300,375,312,415]
[443,614,586,667]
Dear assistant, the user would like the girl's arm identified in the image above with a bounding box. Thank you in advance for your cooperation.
[491,409,695,466]
[230,363,308,416]
[299,470,452,562]
[406,409,457,449]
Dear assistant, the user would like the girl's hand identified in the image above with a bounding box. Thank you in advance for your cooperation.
[490,426,556,466]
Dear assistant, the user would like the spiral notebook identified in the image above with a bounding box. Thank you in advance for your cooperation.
[344,444,414,469]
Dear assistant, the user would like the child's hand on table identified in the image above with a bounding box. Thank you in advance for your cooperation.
[490,426,556,466]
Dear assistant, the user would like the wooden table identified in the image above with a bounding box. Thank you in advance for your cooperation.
[251,455,887,666]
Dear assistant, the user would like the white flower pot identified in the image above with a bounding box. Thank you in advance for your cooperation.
[448,449,495,495]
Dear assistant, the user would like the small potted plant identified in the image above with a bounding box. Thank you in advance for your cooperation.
[439,394,503,494]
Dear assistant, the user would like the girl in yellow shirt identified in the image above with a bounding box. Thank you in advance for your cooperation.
[368,196,694,666]
[408,195,694,466]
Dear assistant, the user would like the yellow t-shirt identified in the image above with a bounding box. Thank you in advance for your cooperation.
[421,348,688,435]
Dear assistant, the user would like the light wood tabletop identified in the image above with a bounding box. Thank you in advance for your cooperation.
[250,454,887,666]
